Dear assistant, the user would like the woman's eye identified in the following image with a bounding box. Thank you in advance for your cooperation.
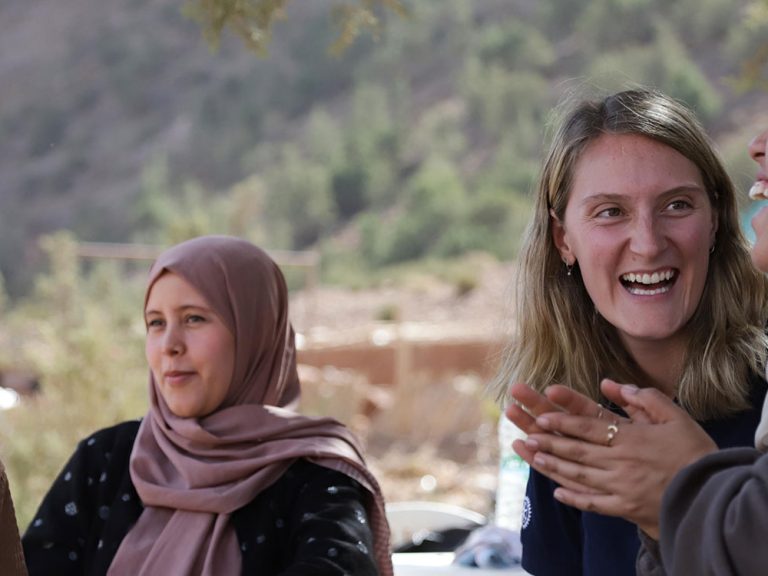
[667,199,692,211]
[596,207,622,218]
[186,314,206,324]
[146,318,164,329]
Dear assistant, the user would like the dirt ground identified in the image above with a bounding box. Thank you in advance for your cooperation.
[289,258,518,519]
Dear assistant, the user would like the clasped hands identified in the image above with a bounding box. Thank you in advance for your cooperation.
[506,380,717,539]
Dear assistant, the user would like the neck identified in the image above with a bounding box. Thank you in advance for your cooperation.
[621,335,688,397]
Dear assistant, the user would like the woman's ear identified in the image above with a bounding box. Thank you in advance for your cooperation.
[550,209,575,265]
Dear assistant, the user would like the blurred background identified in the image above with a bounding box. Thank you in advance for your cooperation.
[0,0,767,529]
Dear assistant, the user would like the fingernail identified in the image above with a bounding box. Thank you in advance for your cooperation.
[553,488,565,501]
[533,453,547,467]
[622,384,639,395]
[536,416,551,428]
[525,437,539,450]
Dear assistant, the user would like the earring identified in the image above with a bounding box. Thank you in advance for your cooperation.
[710,244,715,255]
[565,261,573,276]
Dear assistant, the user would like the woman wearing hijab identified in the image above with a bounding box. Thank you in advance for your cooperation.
[22,235,392,576]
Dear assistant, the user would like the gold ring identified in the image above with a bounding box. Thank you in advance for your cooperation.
[606,423,619,446]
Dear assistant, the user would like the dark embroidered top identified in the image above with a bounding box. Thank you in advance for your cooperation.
[22,421,379,575]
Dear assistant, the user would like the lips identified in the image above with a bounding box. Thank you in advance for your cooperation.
[163,370,195,385]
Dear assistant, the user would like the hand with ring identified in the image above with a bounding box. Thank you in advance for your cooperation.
[506,379,717,538]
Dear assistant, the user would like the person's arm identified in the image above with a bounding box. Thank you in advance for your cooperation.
[22,421,139,575]
[658,447,768,575]
[278,462,380,576]
[636,529,666,576]
[22,435,102,575]
[0,461,27,576]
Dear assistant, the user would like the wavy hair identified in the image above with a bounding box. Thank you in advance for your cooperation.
[495,88,768,419]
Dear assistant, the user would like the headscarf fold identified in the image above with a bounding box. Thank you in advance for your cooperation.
[108,236,392,576]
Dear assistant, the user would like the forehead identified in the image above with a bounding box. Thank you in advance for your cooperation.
[145,272,208,310]
[569,133,705,204]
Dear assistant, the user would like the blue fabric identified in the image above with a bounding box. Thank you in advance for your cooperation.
[520,374,768,576]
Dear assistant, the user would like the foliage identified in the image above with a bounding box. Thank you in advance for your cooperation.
[3,0,767,297]
[1,232,148,528]
[727,0,768,91]
[588,23,722,121]
[185,0,408,55]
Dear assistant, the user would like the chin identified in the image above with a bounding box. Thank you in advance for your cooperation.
[165,402,200,419]
[620,324,683,343]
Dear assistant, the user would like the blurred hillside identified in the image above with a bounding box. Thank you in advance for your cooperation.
[1,0,767,295]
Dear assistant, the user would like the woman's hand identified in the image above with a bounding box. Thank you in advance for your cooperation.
[508,380,717,538]
[506,381,629,466]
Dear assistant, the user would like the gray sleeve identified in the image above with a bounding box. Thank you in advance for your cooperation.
[635,530,665,576]
[659,447,768,575]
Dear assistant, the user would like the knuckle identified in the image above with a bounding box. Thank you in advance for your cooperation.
[568,445,588,463]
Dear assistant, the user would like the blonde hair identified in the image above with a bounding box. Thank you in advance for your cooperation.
[496,88,768,419]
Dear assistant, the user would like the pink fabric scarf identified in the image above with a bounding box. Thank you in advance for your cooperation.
[108,236,392,576]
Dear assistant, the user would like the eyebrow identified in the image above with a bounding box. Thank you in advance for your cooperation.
[144,303,211,317]
[578,185,706,207]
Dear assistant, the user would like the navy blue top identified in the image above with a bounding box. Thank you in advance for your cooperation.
[520,373,768,576]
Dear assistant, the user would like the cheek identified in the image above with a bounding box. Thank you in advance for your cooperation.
[568,230,615,275]
[208,334,235,386]
[145,340,157,370]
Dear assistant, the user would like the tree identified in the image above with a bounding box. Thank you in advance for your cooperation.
[185,0,408,55]
[734,0,768,90]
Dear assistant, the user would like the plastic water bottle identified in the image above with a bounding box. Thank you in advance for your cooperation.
[495,414,530,531]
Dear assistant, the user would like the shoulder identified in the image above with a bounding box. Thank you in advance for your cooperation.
[67,420,141,473]
[79,420,141,446]
[78,420,140,449]
[270,459,365,495]
[701,374,767,448]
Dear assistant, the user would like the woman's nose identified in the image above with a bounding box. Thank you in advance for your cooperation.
[629,215,667,257]
[162,325,184,355]
[749,129,768,164]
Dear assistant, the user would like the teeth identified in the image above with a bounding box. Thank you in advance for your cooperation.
[627,285,671,296]
[622,270,675,285]
[749,181,768,201]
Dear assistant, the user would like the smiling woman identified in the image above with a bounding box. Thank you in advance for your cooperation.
[144,273,235,419]
[495,88,768,576]
[496,124,768,576]
[551,132,717,396]
[21,236,393,576]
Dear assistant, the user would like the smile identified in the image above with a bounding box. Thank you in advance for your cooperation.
[620,269,677,296]
[749,180,768,200]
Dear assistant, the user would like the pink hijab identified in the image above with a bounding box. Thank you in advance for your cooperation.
[108,236,392,576]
